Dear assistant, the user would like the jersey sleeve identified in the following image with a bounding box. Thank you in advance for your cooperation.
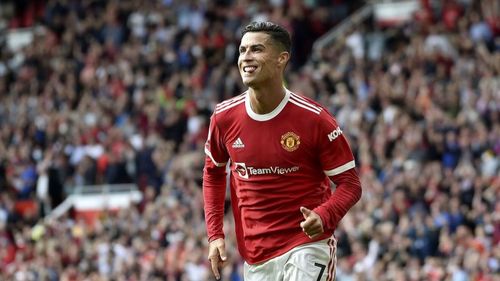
[203,113,229,242]
[204,114,229,167]
[313,110,362,231]
[317,111,356,176]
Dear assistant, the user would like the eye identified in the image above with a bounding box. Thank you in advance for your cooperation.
[252,47,263,53]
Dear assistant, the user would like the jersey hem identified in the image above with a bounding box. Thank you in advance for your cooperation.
[243,232,332,265]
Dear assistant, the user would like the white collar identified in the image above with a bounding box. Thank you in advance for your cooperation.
[245,89,290,121]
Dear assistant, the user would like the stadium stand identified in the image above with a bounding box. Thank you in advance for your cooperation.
[0,0,498,280]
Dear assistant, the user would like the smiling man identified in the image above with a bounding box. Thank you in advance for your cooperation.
[203,21,362,281]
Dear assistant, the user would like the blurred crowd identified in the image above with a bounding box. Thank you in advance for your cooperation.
[0,0,359,280]
[0,0,498,280]
[302,0,499,280]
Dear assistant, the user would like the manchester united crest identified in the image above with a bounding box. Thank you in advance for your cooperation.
[281,132,300,152]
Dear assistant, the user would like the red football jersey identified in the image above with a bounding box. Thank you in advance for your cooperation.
[203,89,356,264]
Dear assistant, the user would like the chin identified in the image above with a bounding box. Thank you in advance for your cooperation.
[242,78,256,87]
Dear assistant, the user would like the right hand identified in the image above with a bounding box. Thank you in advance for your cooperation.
[207,238,228,280]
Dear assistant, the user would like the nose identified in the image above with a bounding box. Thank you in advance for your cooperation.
[239,50,252,61]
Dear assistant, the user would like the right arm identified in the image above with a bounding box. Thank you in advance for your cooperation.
[202,114,229,280]
[203,156,227,242]
[203,113,229,241]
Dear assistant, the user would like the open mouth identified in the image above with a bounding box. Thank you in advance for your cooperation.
[243,66,257,73]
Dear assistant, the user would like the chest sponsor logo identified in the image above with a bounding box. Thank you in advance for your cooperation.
[280,132,300,152]
[327,127,343,142]
[234,162,299,179]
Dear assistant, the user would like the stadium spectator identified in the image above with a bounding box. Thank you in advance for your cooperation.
[0,0,498,280]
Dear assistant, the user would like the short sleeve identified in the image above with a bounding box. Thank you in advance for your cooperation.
[317,111,356,176]
[204,114,229,167]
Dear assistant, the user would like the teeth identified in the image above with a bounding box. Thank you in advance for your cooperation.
[244,66,257,72]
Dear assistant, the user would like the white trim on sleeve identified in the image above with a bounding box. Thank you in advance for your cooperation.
[324,160,355,176]
[204,147,227,167]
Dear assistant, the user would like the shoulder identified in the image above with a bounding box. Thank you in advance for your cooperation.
[213,92,247,117]
[287,91,341,132]
[287,91,330,119]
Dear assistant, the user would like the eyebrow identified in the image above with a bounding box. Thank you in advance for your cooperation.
[239,44,266,50]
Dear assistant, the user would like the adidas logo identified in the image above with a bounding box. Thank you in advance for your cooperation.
[232,138,245,148]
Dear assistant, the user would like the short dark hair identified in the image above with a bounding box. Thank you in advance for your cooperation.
[242,21,291,53]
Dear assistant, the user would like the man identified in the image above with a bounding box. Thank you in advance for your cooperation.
[203,21,362,281]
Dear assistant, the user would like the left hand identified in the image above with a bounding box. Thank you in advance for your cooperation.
[300,206,324,239]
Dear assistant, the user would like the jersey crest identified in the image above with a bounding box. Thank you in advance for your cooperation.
[280,132,301,152]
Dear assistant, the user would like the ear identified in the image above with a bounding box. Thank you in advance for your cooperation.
[277,51,290,68]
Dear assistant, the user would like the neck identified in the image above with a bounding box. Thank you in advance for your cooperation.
[248,83,286,114]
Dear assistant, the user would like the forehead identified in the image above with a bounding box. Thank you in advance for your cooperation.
[240,32,273,47]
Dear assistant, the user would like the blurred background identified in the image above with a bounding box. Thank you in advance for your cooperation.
[0,0,498,280]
